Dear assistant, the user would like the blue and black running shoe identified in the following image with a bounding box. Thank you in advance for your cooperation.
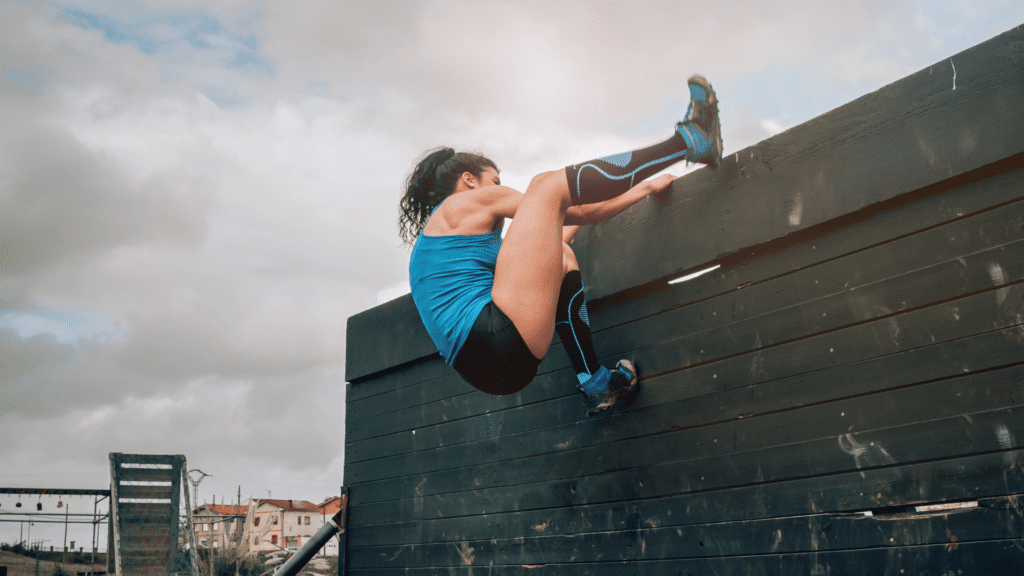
[676,75,722,169]
[577,359,640,417]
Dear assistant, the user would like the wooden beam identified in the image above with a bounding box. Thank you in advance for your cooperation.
[574,25,1024,300]
[351,499,1023,569]
[344,538,1024,575]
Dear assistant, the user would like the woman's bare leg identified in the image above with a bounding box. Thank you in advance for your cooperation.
[491,170,574,359]
[490,77,722,359]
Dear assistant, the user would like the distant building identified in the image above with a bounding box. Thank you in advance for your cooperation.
[316,496,345,557]
[193,503,248,550]
[243,499,323,554]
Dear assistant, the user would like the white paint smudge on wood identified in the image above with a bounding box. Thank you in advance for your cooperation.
[996,424,1016,466]
[789,192,803,226]
[988,263,1008,305]
[839,434,896,478]
[456,541,475,565]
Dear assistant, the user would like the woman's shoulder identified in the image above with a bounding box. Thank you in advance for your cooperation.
[425,187,519,236]
[470,185,522,221]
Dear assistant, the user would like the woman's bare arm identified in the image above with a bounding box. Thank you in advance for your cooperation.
[563,174,676,226]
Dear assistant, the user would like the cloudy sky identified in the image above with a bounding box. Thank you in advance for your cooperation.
[1,0,1021,549]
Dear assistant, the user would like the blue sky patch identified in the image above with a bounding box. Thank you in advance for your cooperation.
[55,3,275,107]
[1,305,130,346]
[1,64,55,94]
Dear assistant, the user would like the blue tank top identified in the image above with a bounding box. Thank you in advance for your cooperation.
[409,227,502,364]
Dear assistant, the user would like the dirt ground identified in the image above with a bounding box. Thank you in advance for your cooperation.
[0,551,106,576]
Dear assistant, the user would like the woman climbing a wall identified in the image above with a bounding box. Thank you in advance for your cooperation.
[399,75,722,416]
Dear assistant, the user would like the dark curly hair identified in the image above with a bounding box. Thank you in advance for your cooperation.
[398,147,498,245]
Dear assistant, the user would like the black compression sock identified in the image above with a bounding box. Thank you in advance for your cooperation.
[555,271,601,382]
[564,131,688,205]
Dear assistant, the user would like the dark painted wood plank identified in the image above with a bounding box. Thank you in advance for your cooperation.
[116,484,175,499]
[587,158,1024,336]
[351,496,1023,569]
[345,354,450,404]
[585,198,1024,378]
[345,294,440,384]
[343,27,1024,383]
[348,379,1024,525]
[345,335,574,428]
[115,467,177,483]
[576,25,1024,301]
[344,188,1024,439]
[351,361,1024,505]
[345,264,1024,456]
[345,369,468,441]
[344,286,1024,481]
[348,537,1024,575]
[348,448,1024,549]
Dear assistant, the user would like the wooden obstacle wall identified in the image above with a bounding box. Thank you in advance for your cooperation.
[343,25,1024,575]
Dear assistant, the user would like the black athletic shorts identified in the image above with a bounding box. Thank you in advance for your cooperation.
[451,301,542,396]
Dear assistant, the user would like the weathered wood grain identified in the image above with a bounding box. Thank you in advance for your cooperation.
[351,498,1024,569]
[349,389,1024,527]
[345,282,1024,478]
[351,363,1024,506]
[348,445,1024,548]
[354,538,1024,576]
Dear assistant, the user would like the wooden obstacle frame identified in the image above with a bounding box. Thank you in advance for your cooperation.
[343,25,1024,575]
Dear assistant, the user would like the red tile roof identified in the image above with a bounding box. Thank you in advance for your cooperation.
[256,499,319,512]
[318,496,342,515]
[202,503,248,515]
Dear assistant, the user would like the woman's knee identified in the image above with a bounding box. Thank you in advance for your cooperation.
[527,169,561,188]
[527,170,570,204]
[562,242,578,274]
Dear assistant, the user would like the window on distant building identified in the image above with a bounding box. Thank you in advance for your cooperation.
[305,516,310,525]
[271,535,278,545]
[254,517,261,527]
[272,516,278,524]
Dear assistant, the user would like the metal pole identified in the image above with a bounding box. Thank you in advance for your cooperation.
[337,487,348,576]
[181,467,200,576]
[187,470,210,511]
[92,496,98,564]
[234,486,241,576]
[269,511,342,576]
[63,502,69,563]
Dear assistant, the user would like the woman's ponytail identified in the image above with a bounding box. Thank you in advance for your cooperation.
[398,147,497,245]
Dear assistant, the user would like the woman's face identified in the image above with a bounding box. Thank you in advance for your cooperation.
[475,168,501,188]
